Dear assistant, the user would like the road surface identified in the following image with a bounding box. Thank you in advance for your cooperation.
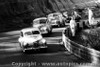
[0,26,97,67]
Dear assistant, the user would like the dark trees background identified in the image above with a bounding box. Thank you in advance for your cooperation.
[0,0,99,32]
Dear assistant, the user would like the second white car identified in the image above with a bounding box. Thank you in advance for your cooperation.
[33,17,52,34]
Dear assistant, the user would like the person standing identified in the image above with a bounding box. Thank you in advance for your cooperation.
[69,17,77,37]
[72,10,81,22]
[87,8,97,28]
[88,8,94,25]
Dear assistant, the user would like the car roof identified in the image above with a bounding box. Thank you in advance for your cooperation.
[21,27,39,33]
[33,17,47,22]
[49,12,61,15]
[48,12,62,17]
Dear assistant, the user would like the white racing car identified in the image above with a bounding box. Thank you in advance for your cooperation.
[48,12,66,27]
[33,17,52,34]
[18,28,47,52]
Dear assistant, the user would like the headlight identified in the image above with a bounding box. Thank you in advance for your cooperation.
[39,39,46,44]
[23,42,28,46]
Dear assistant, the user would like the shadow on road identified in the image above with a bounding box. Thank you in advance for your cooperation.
[23,44,65,54]
[43,31,62,37]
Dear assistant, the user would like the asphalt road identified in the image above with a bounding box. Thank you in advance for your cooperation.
[0,26,96,67]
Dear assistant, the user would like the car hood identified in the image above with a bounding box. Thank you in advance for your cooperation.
[19,35,42,43]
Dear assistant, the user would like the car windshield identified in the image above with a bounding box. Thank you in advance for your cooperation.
[33,19,46,24]
[32,31,40,34]
[24,31,32,35]
[24,31,40,36]
[33,20,39,24]
[40,19,46,24]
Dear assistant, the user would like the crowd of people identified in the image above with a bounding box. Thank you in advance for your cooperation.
[68,7,98,37]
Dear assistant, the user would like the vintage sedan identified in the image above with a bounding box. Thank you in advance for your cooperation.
[48,12,66,27]
[18,28,47,52]
[33,17,52,34]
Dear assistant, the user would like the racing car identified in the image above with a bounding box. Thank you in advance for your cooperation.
[48,12,66,27]
[18,28,47,52]
[33,17,52,34]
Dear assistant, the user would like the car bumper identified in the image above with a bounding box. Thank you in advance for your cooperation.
[23,46,48,51]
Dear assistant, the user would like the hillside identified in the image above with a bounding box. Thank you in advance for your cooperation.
[0,0,99,32]
[0,0,75,32]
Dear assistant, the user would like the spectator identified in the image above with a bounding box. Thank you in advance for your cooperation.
[72,10,81,22]
[87,8,98,28]
[69,17,77,37]
[88,8,94,25]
